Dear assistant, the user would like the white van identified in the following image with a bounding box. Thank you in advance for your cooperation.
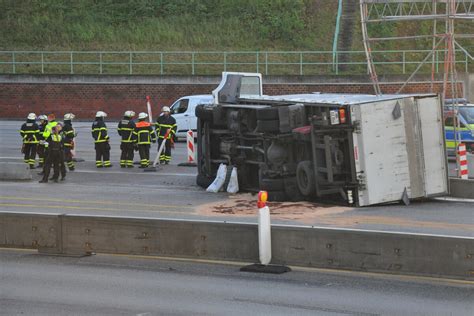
[169,94,213,140]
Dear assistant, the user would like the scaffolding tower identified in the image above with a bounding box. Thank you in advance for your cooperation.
[360,0,474,177]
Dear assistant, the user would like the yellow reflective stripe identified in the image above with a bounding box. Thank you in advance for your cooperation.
[92,127,107,131]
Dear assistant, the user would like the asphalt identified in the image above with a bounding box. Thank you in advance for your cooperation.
[1,120,473,237]
[1,249,473,316]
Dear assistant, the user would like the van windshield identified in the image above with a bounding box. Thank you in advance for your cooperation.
[459,107,474,124]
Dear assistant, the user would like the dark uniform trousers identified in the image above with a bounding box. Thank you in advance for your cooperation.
[42,149,66,181]
[120,143,134,167]
[23,144,37,167]
[95,143,111,167]
[37,143,46,166]
[157,138,172,163]
[138,144,150,167]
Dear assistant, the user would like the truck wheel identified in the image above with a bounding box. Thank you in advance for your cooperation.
[296,161,315,196]
[256,120,279,133]
[196,174,214,188]
[195,105,213,122]
[267,190,288,202]
[256,108,279,120]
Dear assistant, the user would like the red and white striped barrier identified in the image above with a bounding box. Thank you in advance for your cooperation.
[178,130,197,167]
[187,130,195,163]
[458,143,469,179]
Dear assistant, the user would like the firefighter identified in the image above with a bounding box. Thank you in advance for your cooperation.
[118,110,136,168]
[62,113,76,171]
[36,114,48,168]
[134,112,156,168]
[155,106,177,164]
[39,125,64,183]
[40,114,66,178]
[92,111,112,168]
[20,113,40,169]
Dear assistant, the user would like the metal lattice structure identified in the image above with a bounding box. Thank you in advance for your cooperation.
[360,0,474,96]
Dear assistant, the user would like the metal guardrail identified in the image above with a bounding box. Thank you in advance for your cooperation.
[0,50,472,76]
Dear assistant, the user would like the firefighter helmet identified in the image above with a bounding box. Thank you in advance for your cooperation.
[124,110,136,118]
[162,106,171,113]
[64,113,75,120]
[138,112,148,120]
[95,111,107,118]
[27,113,36,120]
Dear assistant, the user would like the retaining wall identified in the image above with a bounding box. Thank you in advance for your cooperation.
[0,74,465,119]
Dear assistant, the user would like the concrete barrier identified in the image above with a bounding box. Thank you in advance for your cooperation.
[1,212,473,280]
[0,162,32,181]
[449,178,474,199]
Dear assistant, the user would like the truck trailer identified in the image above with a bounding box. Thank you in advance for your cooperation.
[196,73,448,206]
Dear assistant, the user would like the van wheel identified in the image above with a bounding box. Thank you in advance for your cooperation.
[195,105,213,122]
[296,161,315,196]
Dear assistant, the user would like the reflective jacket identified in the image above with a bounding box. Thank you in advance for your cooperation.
[155,115,177,140]
[62,121,75,148]
[43,121,58,139]
[91,119,109,143]
[134,121,156,145]
[45,133,64,152]
[20,120,40,144]
[38,121,48,142]
[118,118,136,143]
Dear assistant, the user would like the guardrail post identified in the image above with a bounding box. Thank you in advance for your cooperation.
[223,52,227,72]
[402,51,406,74]
[12,52,15,74]
[300,52,303,75]
[335,52,339,75]
[99,52,103,74]
[265,52,268,75]
[160,52,163,75]
[256,51,259,73]
[129,52,133,74]
[192,52,195,75]
[41,52,44,74]
[70,52,73,74]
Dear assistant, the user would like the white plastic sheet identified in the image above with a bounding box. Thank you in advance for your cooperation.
[206,163,227,193]
[226,167,239,194]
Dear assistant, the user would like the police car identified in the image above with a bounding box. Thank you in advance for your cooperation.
[444,99,474,156]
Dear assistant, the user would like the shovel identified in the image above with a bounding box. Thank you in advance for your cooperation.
[144,129,170,172]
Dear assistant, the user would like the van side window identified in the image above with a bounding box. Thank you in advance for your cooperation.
[171,99,189,114]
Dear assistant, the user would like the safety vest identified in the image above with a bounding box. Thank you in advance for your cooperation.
[134,121,156,145]
[43,121,58,139]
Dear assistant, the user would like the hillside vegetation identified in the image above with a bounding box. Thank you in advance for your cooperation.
[0,0,339,51]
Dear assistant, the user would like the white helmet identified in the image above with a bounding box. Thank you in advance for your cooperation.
[38,114,47,121]
[138,112,148,120]
[27,113,36,120]
[96,111,107,118]
[162,106,171,113]
[64,113,75,120]
[124,110,136,117]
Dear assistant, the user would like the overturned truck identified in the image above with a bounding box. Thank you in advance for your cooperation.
[196,73,448,206]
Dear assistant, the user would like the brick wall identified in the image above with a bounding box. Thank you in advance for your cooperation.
[0,77,463,120]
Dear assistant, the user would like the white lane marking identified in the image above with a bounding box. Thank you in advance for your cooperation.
[433,197,474,203]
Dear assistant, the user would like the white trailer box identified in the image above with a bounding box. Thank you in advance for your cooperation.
[351,95,448,206]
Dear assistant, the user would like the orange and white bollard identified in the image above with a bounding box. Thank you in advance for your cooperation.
[257,191,271,265]
[458,143,469,179]
[187,130,195,163]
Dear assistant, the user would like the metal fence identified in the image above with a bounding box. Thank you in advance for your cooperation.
[0,50,472,76]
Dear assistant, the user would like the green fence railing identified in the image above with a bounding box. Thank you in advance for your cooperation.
[0,50,472,76]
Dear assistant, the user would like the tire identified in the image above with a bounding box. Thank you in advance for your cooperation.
[296,160,316,196]
[195,105,213,122]
[256,107,279,120]
[267,190,288,202]
[196,173,214,188]
[256,120,279,133]
[260,177,285,191]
